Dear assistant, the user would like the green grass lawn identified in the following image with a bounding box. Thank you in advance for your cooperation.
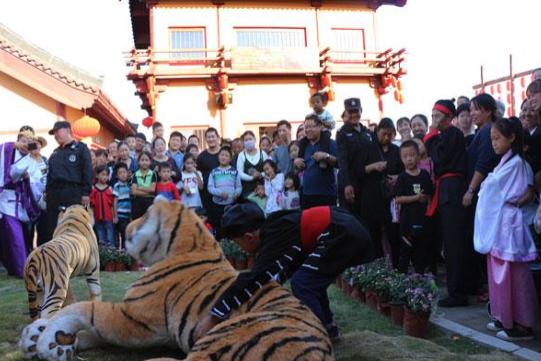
[0,271,519,361]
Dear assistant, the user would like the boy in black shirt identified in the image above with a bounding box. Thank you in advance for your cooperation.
[396,140,433,274]
[193,203,373,342]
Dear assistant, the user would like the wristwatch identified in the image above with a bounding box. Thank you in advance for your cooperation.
[467,186,475,195]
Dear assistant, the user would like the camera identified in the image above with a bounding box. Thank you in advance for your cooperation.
[27,142,38,151]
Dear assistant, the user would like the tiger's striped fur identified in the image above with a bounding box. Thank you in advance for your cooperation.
[19,198,333,361]
[23,205,101,321]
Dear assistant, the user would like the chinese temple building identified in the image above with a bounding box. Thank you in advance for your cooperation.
[0,23,134,153]
[126,0,407,140]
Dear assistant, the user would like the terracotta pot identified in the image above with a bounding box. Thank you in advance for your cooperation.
[247,256,256,269]
[351,285,365,303]
[403,308,430,338]
[115,262,127,272]
[104,262,115,272]
[343,282,353,296]
[236,259,248,270]
[390,303,405,326]
[366,291,378,309]
[377,300,391,317]
[129,262,140,272]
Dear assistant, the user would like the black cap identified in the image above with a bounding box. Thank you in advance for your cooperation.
[48,121,71,135]
[344,98,361,112]
[135,132,147,141]
[221,203,265,238]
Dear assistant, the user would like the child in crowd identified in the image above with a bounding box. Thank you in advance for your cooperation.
[178,154,203,209]
[207,146,242,239]
[247,179,267,213]
[131,151,157,219]
[262,159,284,214]
[156,163,180,201]
[186,144,200,159]
[95,149,108,169]
[280,172,301,210]
[395,140,433,274]
[125,134,137,158]
[310,92,335,131]
[475,118,538,341]
[90,165,115,247]
[112,163,131,248]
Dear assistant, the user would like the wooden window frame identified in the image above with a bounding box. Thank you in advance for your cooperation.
[168,27,207,66]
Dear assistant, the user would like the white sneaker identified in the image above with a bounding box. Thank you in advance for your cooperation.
[486,321,504,332]
[496,329,534,341]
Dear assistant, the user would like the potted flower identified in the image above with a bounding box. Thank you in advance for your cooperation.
[403,274,439,338]
[99,246,116,272]
[372,268,394,316]
[388,272,408,326]
[114,249,128,272]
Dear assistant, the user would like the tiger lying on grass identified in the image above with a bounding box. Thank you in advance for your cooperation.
[23,205,101,321]
[19,198,334,361]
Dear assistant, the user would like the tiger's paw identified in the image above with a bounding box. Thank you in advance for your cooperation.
[19,318,48,359]
[36,324,78,361]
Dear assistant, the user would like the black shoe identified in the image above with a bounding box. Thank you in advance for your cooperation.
[438,296,468,308]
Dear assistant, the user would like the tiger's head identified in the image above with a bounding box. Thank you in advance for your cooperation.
[54,204,94,232]
[125,197,220,266]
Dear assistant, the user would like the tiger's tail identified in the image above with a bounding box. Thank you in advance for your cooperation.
[24,252,42,321]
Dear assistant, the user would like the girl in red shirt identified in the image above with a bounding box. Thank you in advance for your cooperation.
[90,165,115,246]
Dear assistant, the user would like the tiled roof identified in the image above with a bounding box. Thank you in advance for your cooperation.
[0,22,101,95]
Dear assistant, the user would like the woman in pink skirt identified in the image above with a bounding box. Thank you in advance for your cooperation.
[474,117,538,341]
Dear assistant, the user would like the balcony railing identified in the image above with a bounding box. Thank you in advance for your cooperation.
[124,46,405,77]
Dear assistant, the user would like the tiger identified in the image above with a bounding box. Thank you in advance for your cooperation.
[19,197,334,361]
[23,204,101,321]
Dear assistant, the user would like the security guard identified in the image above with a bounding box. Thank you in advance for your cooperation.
[44,121,93,241]
[336,98,387,258]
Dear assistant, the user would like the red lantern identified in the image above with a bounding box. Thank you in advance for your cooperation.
[394,90,399,102]
[507,94,513,104]
[218,73,228,90]
[72,116,100,138]
[321,73,332,87]
[142,116,154,128]
[396,79,403,91]
[496,83,501,93]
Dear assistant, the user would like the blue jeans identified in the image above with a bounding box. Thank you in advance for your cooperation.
[94,220,115,247]
[290,267,336,327]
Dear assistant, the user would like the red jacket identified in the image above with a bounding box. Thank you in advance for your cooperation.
[90,185,114,222]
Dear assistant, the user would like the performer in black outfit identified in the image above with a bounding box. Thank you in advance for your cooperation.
[194,203,374,341]
[424,99,469,307]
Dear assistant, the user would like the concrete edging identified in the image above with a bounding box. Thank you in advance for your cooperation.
[431,316,541,361]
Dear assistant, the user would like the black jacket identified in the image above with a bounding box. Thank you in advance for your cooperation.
[46,140,93,196]
[336,123,385,220]
[210,207,373,320]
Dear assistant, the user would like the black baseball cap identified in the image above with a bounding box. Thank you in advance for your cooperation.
[48,121,71,135]
[221,203,265,238]
[344,98,362,112]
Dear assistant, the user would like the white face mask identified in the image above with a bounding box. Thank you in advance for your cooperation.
[244,140,256,151]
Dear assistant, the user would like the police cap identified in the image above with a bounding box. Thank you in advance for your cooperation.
[344,98,362,112]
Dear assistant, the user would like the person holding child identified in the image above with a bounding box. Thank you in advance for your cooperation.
[236,130,268,198]
[474,117,538,341]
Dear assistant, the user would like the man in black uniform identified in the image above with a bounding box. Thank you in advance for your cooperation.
[44,121,93,241]
[336,98,387,257]
[194,203,373,341]
[424,99,469,307]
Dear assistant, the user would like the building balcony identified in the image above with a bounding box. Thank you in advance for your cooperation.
[124,46,406,80]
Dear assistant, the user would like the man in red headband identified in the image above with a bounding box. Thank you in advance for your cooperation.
[424,99,470,307]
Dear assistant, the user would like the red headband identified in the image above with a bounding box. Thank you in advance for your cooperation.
[433,104,453,117]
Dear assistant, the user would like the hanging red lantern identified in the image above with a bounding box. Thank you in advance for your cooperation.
[396,79,403,91]
[72,115,100,138]
[142,116,154,128]
[218,73,228,90]
[496,83,501,93]
[394,90,399,102]
[321,73,332,88]
[507,94,513,104]
[378,98,384,112]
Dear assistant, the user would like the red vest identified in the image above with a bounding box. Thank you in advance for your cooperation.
[300,206,331,253]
